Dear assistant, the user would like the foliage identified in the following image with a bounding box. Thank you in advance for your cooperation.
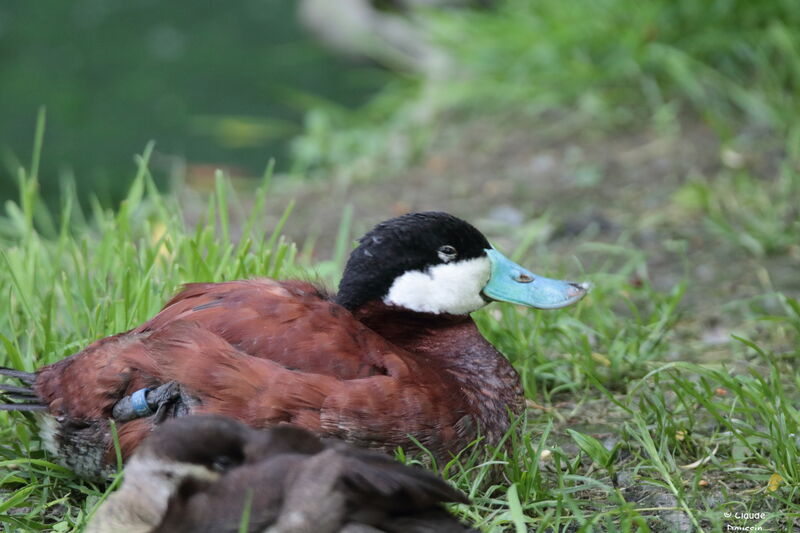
[292,0,800,181]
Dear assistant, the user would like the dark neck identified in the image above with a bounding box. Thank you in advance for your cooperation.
[352,300,472,342]
[352,301,525,437]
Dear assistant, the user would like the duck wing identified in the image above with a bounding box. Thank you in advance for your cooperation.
[134,279,399,379]
[131,322,469,455]
[32,319,471,467]
[35,279,402,421]
[26,279,475,474]
[334,446,470,510]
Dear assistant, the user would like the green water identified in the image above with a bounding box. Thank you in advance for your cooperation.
[0,0,388,207]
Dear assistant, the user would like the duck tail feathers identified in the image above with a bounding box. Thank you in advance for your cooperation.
[0,403,48,412]
[0,367,36,385]
[0,383,36,396]
[0,367,44,411]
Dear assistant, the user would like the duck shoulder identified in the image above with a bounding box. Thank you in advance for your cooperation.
[133,279,402,379]
[130,322,473,456]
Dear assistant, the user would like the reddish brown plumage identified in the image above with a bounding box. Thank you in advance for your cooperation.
[32,278,524,476]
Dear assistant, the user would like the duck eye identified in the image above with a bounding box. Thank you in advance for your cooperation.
[437,245,457,262]
[211,454,239,472]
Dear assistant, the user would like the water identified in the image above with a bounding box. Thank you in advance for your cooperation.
[0,0,388,207]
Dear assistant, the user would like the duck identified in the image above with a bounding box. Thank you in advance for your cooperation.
[0,211,589,480]
[86,414,476,533]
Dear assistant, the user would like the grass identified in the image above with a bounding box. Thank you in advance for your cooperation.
[1,139,798,532]
[290,0,800,183]
[2,0,800,531]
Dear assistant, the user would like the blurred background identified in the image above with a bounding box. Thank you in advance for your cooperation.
[0,0,391,206]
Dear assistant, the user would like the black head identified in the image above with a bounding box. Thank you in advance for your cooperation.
[247,425,327,459]
[142,415,255,472]
[336,212,491,312]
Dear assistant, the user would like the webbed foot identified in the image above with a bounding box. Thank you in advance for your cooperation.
[112,381,198,422]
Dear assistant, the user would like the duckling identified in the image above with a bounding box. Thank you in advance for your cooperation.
[86,414,476,533]
[1,212,588,479]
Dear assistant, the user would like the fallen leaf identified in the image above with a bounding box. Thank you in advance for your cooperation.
[525,399,551,411]
[767,473,783,492]
[591,352,611,367]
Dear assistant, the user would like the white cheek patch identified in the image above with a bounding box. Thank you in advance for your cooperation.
[120,454,221,508]
[383,256,491,315]
[91,454,221,532]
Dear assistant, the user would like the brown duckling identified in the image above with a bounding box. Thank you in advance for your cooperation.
[86,414,476,533]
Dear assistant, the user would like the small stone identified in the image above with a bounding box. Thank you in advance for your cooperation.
[721,148,745,169]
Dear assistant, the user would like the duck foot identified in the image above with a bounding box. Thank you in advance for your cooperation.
[112,382,198,423]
